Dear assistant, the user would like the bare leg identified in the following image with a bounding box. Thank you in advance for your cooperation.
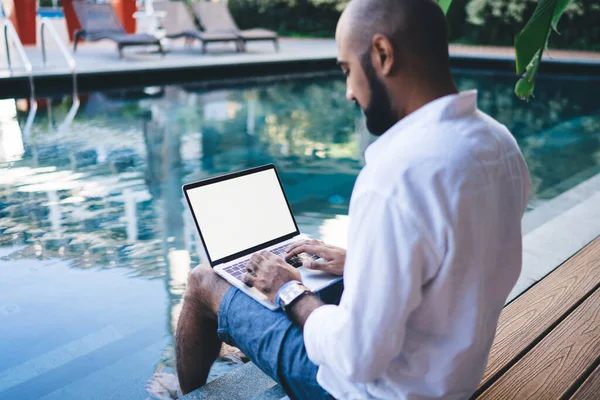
[176,265,231,395]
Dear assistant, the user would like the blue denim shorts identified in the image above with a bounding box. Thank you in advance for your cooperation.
[217,282,343,400]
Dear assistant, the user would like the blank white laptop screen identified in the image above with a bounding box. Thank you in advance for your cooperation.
[186,169,297,262]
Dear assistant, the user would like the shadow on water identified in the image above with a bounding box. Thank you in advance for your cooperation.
[0,72,599,399]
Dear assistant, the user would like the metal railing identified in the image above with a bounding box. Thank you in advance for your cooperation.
[40,17,80,133]
[3,19,37,138]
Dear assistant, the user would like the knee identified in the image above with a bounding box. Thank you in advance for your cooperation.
[185,264,228,316]
[187,264,215,299]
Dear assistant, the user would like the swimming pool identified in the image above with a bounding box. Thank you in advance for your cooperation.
[1,71,599,399]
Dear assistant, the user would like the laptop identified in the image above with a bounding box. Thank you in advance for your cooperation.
[183,164,342,310]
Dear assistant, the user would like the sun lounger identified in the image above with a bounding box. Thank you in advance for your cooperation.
[191,2,279,52]
[72,2,163,58]
[153,1,241,53]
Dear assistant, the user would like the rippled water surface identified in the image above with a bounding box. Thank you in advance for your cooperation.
[1,72,599,399]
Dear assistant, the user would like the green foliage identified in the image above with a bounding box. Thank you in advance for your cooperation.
[225,0,343,37]
[551,0,571,32]
[309,0,350,12]
[464,0,600,49]
[440,0,588,101]
[200,0,600,51]
[514,49,542,101]
[514,0,555,75]
[203,0,594,102]
[513,0,571,101]
[436,0,454,14]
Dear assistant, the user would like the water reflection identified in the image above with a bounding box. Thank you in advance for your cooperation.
[0,77,364,399]
[0,99,24,163]
[456,74,600,199]
[0,73,599,398]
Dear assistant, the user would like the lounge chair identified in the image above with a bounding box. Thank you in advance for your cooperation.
[72,2,163,58]
[152,1,241,53]
[191,2,279,52]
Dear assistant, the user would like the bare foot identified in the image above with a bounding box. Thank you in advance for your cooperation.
[146,370,182,400]
[219,343,248,364]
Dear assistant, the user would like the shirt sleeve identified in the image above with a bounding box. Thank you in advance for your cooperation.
[303,189,441,383]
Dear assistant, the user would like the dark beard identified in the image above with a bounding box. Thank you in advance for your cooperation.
[360,52,397,136]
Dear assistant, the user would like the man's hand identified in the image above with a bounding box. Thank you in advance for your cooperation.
[242,251,302,303]
[286,239,346,276]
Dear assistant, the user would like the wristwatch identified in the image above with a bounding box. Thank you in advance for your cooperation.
[277,281,311,311]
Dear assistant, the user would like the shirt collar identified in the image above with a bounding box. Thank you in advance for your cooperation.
[364,90,478,164]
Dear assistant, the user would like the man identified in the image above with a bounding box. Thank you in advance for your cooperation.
[176,0,531,398]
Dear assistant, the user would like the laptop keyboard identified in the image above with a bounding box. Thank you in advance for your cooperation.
[223,243,319,281]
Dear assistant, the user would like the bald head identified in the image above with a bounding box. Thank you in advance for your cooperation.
[335,0,457,135]
[338,0,450,75]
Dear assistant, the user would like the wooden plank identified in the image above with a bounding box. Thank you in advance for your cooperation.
[478,237,600,391]
[476,286,600,399]
[569,363,600,399]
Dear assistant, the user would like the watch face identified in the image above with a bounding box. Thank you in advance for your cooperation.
[280,283,308,308]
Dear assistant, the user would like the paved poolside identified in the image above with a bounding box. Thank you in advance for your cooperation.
[449,44,600,64]
[1,17,599,95]
[1,36,338,80]
[3,39,600,80]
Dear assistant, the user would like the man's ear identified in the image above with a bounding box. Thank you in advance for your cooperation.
[371,34,395,76]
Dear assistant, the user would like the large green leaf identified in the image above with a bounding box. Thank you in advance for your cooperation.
[436,0,574,102]
[513,0,574,101]
[514,47,543,101]
[514,0,556,74]
[552,0,570,32]
[436,0,453,15]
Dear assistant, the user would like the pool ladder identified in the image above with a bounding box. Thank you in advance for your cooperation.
[40,17,80,134]
[2,18,79,137]
[3,19,37,138]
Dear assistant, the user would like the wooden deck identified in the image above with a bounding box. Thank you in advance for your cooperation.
[474,236,600,399]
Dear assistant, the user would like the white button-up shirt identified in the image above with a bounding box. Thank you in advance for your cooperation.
[304,90,531,399]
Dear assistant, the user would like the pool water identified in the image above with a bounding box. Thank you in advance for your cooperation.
[1,72,599,399]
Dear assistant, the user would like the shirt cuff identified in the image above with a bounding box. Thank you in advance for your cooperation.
[303,304,338,366]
